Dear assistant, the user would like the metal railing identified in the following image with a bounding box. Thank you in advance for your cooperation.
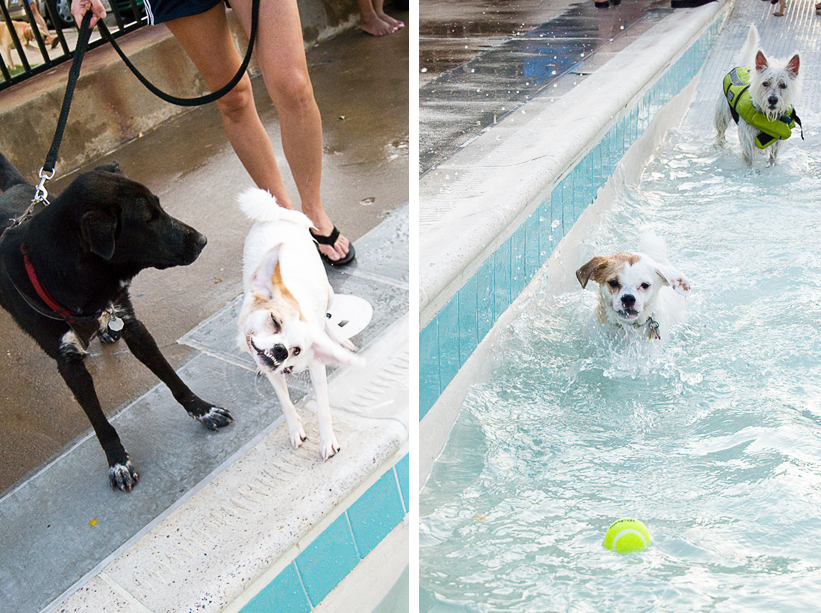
[0,0,146,91]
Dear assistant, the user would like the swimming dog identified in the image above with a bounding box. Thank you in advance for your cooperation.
[714,24,802,167]
[576,233,691,342]
[0,153,232,492]
[237,188,362,460]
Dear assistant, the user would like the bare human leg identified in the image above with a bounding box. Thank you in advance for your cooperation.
[166,3,350,262]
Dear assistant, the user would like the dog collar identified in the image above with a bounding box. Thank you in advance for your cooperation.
[19,242,102,325]
[630,315,661,340]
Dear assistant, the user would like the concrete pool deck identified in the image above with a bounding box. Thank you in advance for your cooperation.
[0,7,409,613]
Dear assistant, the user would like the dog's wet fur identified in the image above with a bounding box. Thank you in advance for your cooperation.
[0,153,232,492]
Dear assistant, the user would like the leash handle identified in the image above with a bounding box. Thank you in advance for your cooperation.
[97,0,260,107]
[42,10,94,178]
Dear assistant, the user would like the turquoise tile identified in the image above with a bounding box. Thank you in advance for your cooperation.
[537,201,551,262]
[550,182,564,244]
[458,276,478,367]
[561,170,575,228]
[419,319,439,421]
[592,140,603,194]
[510,223,526,299]
[525,208,540,279]
[494,239,512,320]
[347,470,406,558]
[575,152,591,220]
[395,454,409,514]
[602,127,612,177]
[242,563,311,613]
[296,514,360,606]
[476,257,495,341]
[438,296,460,393]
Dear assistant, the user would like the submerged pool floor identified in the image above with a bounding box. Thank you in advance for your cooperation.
[420,2,821,611]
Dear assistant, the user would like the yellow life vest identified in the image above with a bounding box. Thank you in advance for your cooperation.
[723,67,802,149]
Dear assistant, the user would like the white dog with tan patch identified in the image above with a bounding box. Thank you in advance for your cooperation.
[576,233,691,343]
[238,188,362,460]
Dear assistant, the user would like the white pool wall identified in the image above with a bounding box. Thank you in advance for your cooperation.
[419,0,730,485]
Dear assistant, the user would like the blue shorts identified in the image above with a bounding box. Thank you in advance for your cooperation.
[143,0,224,25]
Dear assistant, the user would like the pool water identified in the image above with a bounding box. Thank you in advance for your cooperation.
[420,107,821,612]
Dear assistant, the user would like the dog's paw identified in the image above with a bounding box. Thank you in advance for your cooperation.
[109,461,139,492]
[288,419,307,449]
[193,406,234,431]
[98,329,119,344]
[319,436,341,461]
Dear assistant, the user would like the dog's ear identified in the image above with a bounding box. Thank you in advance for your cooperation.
[94,160,123,175]
[576,256,608,289]
[81,210,117,259]
[656,264,691,296]
[249,245,283,300]
[311,333,364,367]
[786,54,800,79]
[755,50,769,72]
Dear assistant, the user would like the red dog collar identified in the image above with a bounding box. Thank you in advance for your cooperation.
[21,242,97,324]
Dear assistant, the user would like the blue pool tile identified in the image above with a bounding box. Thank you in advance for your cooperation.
[242,563,311,613]
[525,208,540,280]
[575,152,591,220]
[476,257,495,341]
[347,470,406,558]
[537,201,551,262]
[591,140,603,194]
[493,239,512,319]
[438,296,460,393]
[395,454,409,513]
[561,170,575,228]
[296,514,360,606]
[550,182,564,244]
[419,319,440,421]
[458,276,478,367]
[602,127,613,178]
[510,223,526,299]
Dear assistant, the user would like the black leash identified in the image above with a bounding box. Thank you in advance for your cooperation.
[34,0,259,200]
[96,0,260,107]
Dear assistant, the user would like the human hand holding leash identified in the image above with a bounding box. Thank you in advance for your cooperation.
[70,0,106,29]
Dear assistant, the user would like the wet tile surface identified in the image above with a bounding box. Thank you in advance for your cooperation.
[420,0,669,174]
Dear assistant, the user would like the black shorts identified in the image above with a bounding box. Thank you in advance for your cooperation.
[143,0,224,25]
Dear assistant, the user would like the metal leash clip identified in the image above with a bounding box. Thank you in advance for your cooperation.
[647,318,661,341]
[33,167,55,205]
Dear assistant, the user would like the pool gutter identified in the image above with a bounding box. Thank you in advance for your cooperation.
[420,0,731,485]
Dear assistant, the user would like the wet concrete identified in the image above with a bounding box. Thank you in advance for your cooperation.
[419,0,670,174]
[0,13,408,495]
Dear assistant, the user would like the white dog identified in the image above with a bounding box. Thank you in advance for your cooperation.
[576,234,691,342]
[237,188,363,460]
[714,24,802,167]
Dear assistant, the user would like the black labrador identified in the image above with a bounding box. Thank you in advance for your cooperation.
[0,153,232,492]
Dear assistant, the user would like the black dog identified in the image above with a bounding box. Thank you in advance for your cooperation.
[0,153,232,492]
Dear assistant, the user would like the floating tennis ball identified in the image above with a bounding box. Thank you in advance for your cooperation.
[603,518,651,553]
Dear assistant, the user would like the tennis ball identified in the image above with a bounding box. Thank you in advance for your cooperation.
[603,518,651,553]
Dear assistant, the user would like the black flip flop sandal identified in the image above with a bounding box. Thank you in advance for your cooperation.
[310,226,356,267]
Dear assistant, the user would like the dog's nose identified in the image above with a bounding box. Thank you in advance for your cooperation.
[768,95,779,107]
[273,344,288,363]
[621,294,636,307]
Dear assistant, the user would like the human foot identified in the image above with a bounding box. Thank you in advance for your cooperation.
[310,226,355,266]
[359,14,396,36]
[377,11,404,31]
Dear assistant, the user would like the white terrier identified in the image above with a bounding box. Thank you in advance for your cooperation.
[714,24,802,167]
[576,233,691,343]
[237,188,363,460]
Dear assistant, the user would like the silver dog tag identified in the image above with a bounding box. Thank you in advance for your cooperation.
[107,315,124,341]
